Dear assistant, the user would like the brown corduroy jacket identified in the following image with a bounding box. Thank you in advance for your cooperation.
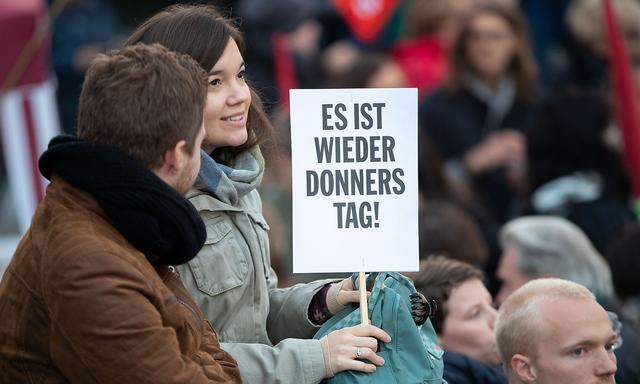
[0,177,242,383]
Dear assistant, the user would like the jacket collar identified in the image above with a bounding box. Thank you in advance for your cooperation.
[187,189,243,213]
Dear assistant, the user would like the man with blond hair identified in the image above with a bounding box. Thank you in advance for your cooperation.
[495,278,618,383]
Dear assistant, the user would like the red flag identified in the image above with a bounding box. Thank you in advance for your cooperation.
[272,33,298,112]
[602,0,640,198]
[331,0,399,43]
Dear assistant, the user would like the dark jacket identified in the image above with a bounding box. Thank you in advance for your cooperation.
[600,297,640,384]
[420,88,532,223]
[560,198,632,254]
[0,177,241,383]
[443,351,508,384]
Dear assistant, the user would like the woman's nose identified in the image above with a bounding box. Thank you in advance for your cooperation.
[227,81,249,105]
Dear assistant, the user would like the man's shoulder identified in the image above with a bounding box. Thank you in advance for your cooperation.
[6,200,154,309]
[23,182,150,280]
[38,196,128,253]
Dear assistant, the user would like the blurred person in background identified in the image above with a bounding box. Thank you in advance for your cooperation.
[525,91,633,253]
[321,39,362,87]
[420,1,537,224]
[125,5,392,384]
[496,278,618,384]
[327,52,408,89]
[566,0,640,90]
[418,199,489,268]
[236,0,331,108]
[496,216,613,303]
[418,136,503,293]
[414,256,507,384]
[518,0,574,89]
[391,0,455,97]
[606,224,640,326]
[52,0,127,134]
[497,215,640,383]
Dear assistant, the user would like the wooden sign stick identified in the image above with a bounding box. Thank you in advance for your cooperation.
[359,271,370,325]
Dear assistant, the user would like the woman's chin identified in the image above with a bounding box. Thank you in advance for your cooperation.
[205,130,248,150]
[228,131,248,147]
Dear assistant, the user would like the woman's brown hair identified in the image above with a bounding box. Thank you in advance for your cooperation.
[124,4,273,160]
[413,256,484,334]
[447,2,537,102]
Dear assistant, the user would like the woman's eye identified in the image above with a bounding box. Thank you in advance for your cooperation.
[238,70,246,80]
[209,78,221,87]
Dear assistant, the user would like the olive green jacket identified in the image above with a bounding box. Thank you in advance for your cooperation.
[177,189,333,384]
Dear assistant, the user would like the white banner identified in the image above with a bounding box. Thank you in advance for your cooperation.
[290,88,419,273]
[1,80,59,232]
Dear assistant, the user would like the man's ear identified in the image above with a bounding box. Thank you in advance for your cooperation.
[511,354,536,382]
[153,140,188,187]
[162,139,189,173]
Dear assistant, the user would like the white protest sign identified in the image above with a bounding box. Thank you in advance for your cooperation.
[290,88,418,273]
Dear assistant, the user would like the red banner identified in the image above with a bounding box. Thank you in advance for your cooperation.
[332,0,399,43]
[272,33,298,112]
[602,0,640,198]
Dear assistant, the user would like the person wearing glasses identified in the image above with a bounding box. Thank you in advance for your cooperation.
[420,2,536,224]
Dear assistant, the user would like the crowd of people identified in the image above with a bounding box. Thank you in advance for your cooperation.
[0,0,639,383]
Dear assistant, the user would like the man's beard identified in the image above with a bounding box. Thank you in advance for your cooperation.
[176,162,198,196]
[480,342,502,367]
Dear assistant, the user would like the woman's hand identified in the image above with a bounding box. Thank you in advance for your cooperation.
[320,324,391,377]
[463,130,526,175]
[326,277,368,315]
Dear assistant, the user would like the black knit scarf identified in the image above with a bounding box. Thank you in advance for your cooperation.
[38,135,206,266]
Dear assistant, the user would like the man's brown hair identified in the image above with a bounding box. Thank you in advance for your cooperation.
[413,255,484,333]
[77,43,207,168]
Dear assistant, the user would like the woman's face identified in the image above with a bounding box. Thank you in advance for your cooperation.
[440,278,501,366]
[203,38,251,150]
[465,12,516,80]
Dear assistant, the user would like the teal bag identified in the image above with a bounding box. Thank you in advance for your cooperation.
[314,272,444,384]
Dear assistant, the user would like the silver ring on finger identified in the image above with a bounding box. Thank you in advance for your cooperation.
[355,347,362,359]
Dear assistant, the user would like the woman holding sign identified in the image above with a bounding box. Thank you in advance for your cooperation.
[125,5,390,384]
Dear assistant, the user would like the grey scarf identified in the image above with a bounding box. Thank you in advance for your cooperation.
[196,147,265,206]
[465,75,516,135]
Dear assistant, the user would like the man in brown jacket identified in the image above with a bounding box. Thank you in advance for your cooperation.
[0,44,242,383]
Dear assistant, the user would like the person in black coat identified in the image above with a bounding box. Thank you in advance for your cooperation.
[420,2,537,223]
[525,90,634,254]
[444,351,507,384]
